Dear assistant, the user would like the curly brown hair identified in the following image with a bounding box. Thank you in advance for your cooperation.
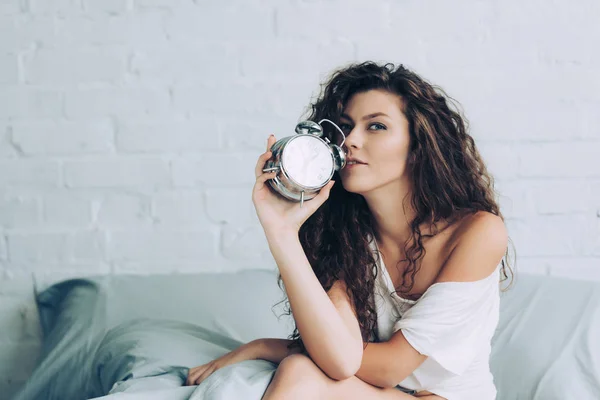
[275,61,515,352]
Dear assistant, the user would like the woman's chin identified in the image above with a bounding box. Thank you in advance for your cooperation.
[340,179,368,195]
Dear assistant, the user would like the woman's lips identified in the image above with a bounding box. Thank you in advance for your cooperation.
[345,163,366,169]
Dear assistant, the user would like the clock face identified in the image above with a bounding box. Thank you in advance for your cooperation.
[282,136,333,187]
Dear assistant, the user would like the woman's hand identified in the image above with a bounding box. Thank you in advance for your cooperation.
[185,341,259,386]
[252,134,335,238]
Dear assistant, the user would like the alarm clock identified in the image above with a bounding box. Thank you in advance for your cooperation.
[262,119,347,207]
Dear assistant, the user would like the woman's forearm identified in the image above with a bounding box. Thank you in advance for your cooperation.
[251,338,302,364]
[356,341,398,388]
[265,231,363,380]
[356,334,426,389]
[249,338,399,388]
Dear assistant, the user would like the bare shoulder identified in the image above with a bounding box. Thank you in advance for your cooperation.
[436,211,508,284]
[457,211,508,248]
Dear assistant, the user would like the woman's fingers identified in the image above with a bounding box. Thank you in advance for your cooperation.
[256,170,278,185]
[301,180,335,214]
[185,367,201,386]
[252,171,278,201]
[266,134,276,152]
[255,150,273,178]
[195,364,217,385]
[186,364,210,386]
[255,135,277,178]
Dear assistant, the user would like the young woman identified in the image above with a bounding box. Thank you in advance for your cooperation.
[186,62,514,399]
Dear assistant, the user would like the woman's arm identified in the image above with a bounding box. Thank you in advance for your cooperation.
[266,231,364,380]
[357,212,509,388]
[250,338,302,363]
[356,333,427,388]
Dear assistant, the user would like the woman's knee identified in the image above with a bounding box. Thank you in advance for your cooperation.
[277,353,319,376]
[272,354,327,393]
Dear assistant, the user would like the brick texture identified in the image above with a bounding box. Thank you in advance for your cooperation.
[1,0,599,396]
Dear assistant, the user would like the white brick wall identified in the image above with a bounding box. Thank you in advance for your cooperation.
[1,0,599,396]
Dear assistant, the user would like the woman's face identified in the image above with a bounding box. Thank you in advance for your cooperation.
[337,89,412,195]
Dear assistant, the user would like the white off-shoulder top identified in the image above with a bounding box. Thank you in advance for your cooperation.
[370,236,501,400]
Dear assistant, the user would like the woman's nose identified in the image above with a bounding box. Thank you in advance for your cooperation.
[342,127,361,150]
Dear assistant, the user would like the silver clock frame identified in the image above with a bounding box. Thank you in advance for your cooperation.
[262,119,347,207]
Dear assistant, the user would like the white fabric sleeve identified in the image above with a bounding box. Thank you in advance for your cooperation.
[392,275,499,377]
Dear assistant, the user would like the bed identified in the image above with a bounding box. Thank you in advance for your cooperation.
[10,269,600,400]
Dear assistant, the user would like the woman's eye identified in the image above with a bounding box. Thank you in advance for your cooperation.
[369,123,387,131]
[339,123,352,132]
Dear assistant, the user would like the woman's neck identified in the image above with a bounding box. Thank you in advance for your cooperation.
[362,180,416,247]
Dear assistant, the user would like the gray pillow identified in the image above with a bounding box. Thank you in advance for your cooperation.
[12,279,108,400]
[12,270,292,400]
